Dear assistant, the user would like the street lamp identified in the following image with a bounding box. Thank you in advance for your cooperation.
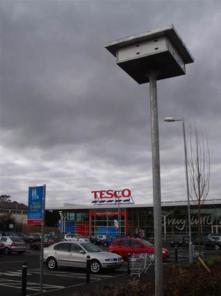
[106,26,193,296]
[164,117,193,263]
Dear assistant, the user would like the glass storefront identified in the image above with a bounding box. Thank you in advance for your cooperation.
[61,210,89,235]
[89,209,127,237]
[47,201,221,239]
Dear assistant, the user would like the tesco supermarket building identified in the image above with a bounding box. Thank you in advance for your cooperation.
[46,188,221,239]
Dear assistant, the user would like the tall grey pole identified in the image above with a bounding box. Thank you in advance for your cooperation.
[182,121,193,263]
[148,72,163,296]
[163,215,167,241]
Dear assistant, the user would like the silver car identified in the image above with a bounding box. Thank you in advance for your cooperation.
[0,236,26,255]
[44,241,123,273]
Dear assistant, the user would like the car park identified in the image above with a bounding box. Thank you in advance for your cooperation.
[44,240,124,273]
[0,236,26,255]
[108,237,169,260]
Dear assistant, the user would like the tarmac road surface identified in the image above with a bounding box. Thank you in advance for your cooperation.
[0,250,128,296]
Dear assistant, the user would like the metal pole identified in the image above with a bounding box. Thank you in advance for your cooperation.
[118,201,121,236]
[40,184,46,295]
[86,255,91,283]
[63,214,65,234]
[148,72,163,296]
[21,262,27,296]
[163,215,167,241]
[182,121,193,263]
[174,247,178,263]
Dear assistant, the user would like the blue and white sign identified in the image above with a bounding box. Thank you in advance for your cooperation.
[28,186,45,225]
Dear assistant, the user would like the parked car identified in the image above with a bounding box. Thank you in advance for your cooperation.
[64,233,90,243]
[21,233,41,245]
[90,235,112,247]
[204,235,221,250]
[170,235,189,248]
[108,237,169,260]
[30,238,55,250]
[44,241,123,273]
[207,234,221,242]
[0,236,26,255]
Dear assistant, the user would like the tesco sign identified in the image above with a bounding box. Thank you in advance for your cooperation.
[91,188,134,205]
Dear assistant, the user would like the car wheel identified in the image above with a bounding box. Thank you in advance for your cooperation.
[90,260,101,273]
[4,248,10,255]
[47,257,57,270]
[214,244,220,250]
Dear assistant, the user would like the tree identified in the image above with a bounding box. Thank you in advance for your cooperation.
[0,195,11,203]
[188,126,210,249]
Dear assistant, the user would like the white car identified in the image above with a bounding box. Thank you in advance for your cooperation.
[64,233,90,243]
[208,235,221,242]
[44,241,123,273]
[0,236,26,255]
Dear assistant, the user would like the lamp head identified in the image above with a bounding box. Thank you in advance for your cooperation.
[164,117,184,122]
[164,117,176,122]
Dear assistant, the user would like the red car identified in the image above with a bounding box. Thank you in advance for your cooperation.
[108,237,169,260]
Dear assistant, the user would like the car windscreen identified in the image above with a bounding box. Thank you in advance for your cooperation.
[142,240,153,247]
[11,237,24,242]
[81,243,103,252]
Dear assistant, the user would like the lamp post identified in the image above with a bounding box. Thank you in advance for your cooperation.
[164,117,193,263]
[106,26,193,296]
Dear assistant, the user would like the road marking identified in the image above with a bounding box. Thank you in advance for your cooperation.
[0,268,123,295]
[29,268,114,278]
[0,278,64,292]
[0,268,116,279]
[0,270,32,277]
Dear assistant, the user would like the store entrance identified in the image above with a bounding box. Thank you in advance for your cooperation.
[89,209,128,238]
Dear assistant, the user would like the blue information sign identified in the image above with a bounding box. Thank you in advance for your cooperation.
[28,186,45,225]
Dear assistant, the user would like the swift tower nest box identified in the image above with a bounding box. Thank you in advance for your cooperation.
[105,25,194,84]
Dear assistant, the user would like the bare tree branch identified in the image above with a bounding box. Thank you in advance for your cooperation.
[188,125,210,250]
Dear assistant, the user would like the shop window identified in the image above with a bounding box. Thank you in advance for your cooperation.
[65,212,75,221]
[76,212,88,222]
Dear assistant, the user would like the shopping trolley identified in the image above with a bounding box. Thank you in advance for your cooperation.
[129,252,154,278]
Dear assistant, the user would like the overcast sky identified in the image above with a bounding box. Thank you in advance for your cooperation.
[0,0,221,208]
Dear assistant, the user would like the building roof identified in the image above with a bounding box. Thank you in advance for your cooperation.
[47,199,221,211]
[0,201,27,210]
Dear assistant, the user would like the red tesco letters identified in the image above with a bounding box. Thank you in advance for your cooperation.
[91,188,131,199]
